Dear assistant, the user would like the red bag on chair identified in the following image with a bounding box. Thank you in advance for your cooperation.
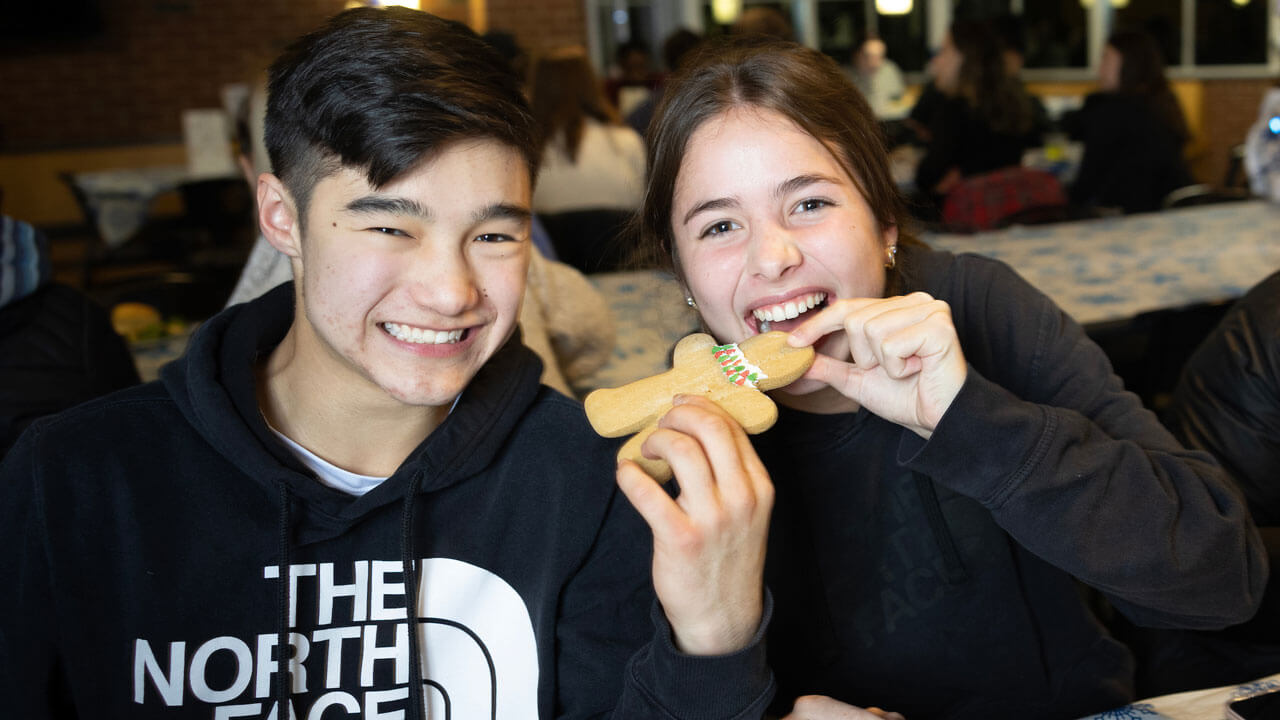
[941,167,1067,232]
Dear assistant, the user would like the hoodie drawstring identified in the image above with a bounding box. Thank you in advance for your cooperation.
[276,483,293,720]
[274,478,423,720]
[401,476,424,720]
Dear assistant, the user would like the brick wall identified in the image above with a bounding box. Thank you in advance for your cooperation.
[0,0,587,153]
[1192,78,1274,187]
[0,0,351,152]
[487,0,587,55]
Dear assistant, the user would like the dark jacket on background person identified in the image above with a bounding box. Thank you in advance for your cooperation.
[914,94,1044,198]
[0,283,775,719]
[1115,269,1280,696]
[756,243,1266,719]
[0,215,139,456]
[1063,92,1193,214]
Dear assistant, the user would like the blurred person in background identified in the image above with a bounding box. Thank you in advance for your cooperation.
[1114,269,1280,697]
[626,28,703,136]
[1061,28,1193,214]
[603,39,660,117]
[529,47,646,217]
[852,35,905,118]
[0,215,139,456]
[730,6,794,41]
[913,20,1045,212]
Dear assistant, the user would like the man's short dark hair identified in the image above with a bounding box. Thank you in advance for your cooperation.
[264,7,538,228]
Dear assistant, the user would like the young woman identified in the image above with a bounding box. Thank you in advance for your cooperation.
[636,36,1266,719]
[1062,29,1193,214]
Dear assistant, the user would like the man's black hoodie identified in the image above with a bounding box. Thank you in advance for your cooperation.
[0,284,774,719]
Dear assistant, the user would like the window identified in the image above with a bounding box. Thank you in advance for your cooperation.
[1114,0,1182,66]
[588,0,1278,78]
[1195,0,1268,66]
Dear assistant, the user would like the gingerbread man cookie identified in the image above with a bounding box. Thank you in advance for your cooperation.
[584,331,816,481]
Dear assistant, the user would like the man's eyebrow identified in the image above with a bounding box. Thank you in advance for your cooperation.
[682,197,740,227]
[344,195,432,220]
[472,203,532,225]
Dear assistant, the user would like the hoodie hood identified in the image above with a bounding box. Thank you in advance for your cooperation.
[161,282,546,543]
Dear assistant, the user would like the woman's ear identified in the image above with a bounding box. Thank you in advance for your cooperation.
[257,174,302,259]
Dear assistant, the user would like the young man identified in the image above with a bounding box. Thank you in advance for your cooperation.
[0,8,775,718]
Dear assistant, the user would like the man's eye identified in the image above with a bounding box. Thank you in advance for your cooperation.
[370,227,408,237]
[701,220,739,238]
[476,233,517,243]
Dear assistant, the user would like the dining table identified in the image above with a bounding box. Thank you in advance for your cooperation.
[67,165,238,248]
[923,198,1280,328]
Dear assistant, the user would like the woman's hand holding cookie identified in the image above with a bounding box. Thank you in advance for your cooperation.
[788,292,967,439]
[615,394,772,656]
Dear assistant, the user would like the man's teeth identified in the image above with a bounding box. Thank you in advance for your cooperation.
[383,322,463,345]
[752,292,827,324]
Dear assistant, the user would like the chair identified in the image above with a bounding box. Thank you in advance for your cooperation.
[175,177,256,266]
[940,167,1067,233]
[58,172,183,290]
[1161,183,1251,209]
[1224,143,1248,190]
[538,208,641,274]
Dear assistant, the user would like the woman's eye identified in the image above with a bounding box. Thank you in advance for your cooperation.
[796,198,831,213]
[700,220,739,238]
[476,233,517,243]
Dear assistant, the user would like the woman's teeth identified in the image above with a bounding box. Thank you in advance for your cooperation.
[752,292,827,325]
[383,322,464,345]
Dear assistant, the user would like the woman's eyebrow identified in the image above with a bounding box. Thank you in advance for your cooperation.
[682,197,740,226]
[774,173,841,200]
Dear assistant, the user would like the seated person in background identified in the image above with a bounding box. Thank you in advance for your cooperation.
[638,35,1266,718]
[1243,82,1280,203]
[529,47,646,216]
[529,47,647,272]
[0,9,776,717]
[1123,269,1280,695]
[990,13,1050,135]
[0,215,140,456]
[851,35,905,118]
[730,6,795,41]
[1061,29,1193,214]
[603,39,660,118]
[914,20,1045,212]
[625,28,703,136]
[229,66,614,398]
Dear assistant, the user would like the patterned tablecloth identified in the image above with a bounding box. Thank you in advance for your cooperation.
[71,166,237,247]
[574,270,699,396]
[925,199,1280,327]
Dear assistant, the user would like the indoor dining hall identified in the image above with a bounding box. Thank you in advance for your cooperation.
[2,0,1280,719]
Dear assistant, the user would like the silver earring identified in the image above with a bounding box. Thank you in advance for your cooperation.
[885,244,897,270]
[685,296,698,309]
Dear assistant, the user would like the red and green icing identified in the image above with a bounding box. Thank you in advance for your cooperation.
[712,343,769,389]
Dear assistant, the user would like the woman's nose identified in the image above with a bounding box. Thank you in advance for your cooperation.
[748,225,802,280]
